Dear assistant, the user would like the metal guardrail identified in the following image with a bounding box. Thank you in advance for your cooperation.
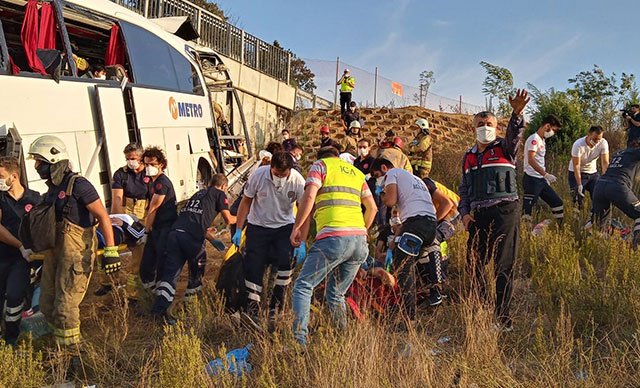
[110,0,291,83]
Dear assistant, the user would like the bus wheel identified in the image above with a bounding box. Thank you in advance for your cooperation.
[197,159,213,191]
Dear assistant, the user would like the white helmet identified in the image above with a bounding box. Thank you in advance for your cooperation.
[28,135,69,164]
[349,120,361,129]
[415,118,429,131]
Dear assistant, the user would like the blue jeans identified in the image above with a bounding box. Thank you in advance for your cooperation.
[292,235,368,344]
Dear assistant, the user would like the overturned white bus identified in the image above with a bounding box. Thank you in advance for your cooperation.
[0,0,254,204]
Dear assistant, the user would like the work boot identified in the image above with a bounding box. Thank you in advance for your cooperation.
[93,284,112,297]
[427,287,443,306]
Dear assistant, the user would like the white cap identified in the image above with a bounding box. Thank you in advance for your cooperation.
[258,150,272,160]
[339,152,356,164]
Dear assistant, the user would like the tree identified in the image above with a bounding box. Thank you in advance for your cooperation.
[413,70,435,107]
[191,0,226,20]
[479,61,514,117]
[567,65,638,130]
[272,41,315,93]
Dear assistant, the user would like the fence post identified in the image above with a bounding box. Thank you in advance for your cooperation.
[374,66,378,108]
[157,0,163,17]
[334,57,339,110]
[226,23,232,57]
[255,41,260,70]
[286,52,292,85]
[143,0,150,17]
[240,30,245,65]
[459,95,462,113]
[195,9,202,45]
[312,94,317,109]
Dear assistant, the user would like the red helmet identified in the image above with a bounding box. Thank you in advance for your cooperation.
[392,136,404,149]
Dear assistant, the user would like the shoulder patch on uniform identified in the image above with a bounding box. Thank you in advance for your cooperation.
[155,183,163,190]
[143,177,150,184]
[363,163,369,169]
[24,204,33,213]
[224,197,229,205]
[531,139,537,146]
[58,191,66,199]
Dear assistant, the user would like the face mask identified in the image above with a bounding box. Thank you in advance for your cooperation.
[350,107,355,112]
[376,176,385,187]
[294,155,302,161]
[358,148,369,157]
[127,160,140,170]
[475,126,496,144]
[36,162,51,180]
[273,175,287,188]
[544,130,555,139]
[588,138,600,147]
[97,74,106,80]
[145,165,159,177]
[0,178,12,191]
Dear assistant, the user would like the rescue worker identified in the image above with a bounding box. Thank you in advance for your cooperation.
[139,147,177,293]
[290,144,304,174]
[418,178,459,306]
[95,143,150,297]
[337,69,356,116]
[342,101,361,129]
[377,136,413,173]
[522,115,564,224]
[370,158,437,329]
[353,138,374,176]
[568,126,609,209]
[0,157,41,344]
[341,120,361,156]
[26,135,119,346]
[151,174,236,320]
[320,125,338,149]
[290,146,377,345]
[409,118,433,178]
[282,129,297,153]
[458,89,529,331]
[592,138,640,248]
[234,152,306,328]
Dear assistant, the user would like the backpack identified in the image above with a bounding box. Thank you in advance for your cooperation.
[19,175,79,252]
[215,252,246,313]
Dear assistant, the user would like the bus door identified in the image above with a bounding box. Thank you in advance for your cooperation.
[94,85,130,183]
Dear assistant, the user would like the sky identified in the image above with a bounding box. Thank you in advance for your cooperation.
[215,0,636,107]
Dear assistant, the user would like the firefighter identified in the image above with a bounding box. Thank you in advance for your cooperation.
[26,135,119,346]
[151,174,236,320]
[592,138,640,248]
[409,118,433,178]
[377,136,413,173]
[95,143,150,297]
[337,69,356,116]
[138,147,177,293]
[458,89,529,331]
[341,120,361,156]
[234,152,306,328]
[0,157,41,344]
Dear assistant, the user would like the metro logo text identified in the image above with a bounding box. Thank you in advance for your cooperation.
[169,97,203,120]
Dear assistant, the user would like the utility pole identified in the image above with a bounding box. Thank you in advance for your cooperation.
[374,66,378,108]
[334,57,339,110]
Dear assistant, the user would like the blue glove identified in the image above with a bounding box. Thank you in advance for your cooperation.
[375,184,383,196]
[293,242,307,264]
[385,248,393,271]
[232,229,242,247]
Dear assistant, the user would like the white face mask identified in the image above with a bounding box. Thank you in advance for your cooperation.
[544,130,555,139]
[375,176,385,187]
[294,154,302,161]
[476,126,497,144]
[0,178,12,191]
[127,160,140,170]
[358,147,369,157]
[97,74,107,80]
[588,137,600,147]
[272,175,287,189]
[145,166,160,177]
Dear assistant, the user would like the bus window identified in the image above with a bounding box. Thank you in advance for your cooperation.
[119,21,203,95]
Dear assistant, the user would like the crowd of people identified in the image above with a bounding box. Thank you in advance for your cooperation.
[1,88,640,353]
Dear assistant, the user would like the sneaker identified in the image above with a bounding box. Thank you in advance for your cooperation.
[427,288,443,306]
[93,284,113,297]
[492,322,513,333]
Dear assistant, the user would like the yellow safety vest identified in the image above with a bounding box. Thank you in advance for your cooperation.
[340,76,355,92]
[314,157,365,232]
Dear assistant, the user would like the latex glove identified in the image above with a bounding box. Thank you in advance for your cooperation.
[137,232,148,246]
[102,246,121,274]
[543,173,557,184]
[577,184,585,197]
[385,248,393,271]
[375,185,383,196]
[19,245,33,261]
[293,242,307,264]
[232,229,242,247]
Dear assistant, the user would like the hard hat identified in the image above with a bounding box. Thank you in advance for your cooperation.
[320,125,330,134]
[349,121,361,129]
[344,69,350,73]
[28,135,69,164]
[393,136,404,149]
[415,118,429,131]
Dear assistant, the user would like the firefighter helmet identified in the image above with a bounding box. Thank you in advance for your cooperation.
[28,135,69,164]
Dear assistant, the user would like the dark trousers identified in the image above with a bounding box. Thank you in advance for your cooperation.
[243,223,294,314]
[592,180,640,243]
[139,225,171,290]
[152,230,206,314]
[417,219,457,286]
[393,215,437,321]
[467,200,520,325]
[568,171,599,209]
[339,92,352,116]
[0,257,30,342]
[523,174,563,221]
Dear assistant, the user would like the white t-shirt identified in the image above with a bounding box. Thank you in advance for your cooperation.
[244,165,305,228]
[568,137,609,174]
[524,133,546,178]
[383,168,436,222]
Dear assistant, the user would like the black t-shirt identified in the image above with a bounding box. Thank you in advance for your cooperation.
[354,155,374,174]
[0,188,42,259]
[343,110,360,126]
[627,112,640,146]
[149,174,177,228]
[111,166,150,200]
[45,173,100,227]
[602,147,640,188]
[423,177,437,195]
[172,187,229,240]
[282,138,297,152]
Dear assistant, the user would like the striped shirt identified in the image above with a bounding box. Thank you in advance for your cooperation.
[307,159,372,240]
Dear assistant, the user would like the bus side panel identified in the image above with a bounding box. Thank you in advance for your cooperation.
[162,128,191,201]
[95,86,131,179]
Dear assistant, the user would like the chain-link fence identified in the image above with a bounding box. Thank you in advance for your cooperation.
[302,58,483,114]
